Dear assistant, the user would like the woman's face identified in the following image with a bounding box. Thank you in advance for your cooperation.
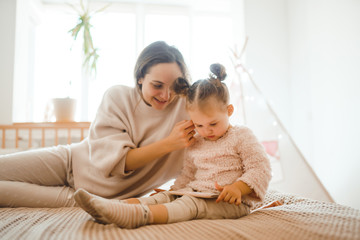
[139,63,183,110]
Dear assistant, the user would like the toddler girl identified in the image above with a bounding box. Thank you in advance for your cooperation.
[74,63,272,228]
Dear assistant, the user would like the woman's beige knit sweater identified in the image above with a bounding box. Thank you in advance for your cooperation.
[71,85,189,199]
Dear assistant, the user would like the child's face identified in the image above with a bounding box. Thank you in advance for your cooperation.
[188,100,233,141]
[138,63,183,110]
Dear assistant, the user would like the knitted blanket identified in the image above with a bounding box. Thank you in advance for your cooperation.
[1,190,359,240]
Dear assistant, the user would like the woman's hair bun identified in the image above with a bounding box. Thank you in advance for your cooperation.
[210,63,227,81]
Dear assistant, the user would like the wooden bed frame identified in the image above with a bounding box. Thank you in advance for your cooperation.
[0,122,91,149]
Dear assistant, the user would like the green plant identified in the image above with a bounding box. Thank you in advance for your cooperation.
[68,0,108,76]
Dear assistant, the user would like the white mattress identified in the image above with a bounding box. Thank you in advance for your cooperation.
[0,190,359,240]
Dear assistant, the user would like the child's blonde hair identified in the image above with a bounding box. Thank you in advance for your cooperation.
[173,63,229,111]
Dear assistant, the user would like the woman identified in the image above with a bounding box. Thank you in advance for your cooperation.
[0,41,195,207]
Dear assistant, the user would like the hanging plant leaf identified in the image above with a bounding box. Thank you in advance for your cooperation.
[68,0,110,77]
[83,48,99,75]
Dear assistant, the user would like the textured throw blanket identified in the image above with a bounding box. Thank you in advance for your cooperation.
[1,190,359,240]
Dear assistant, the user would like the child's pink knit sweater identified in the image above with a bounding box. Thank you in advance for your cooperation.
[172,125,272,207]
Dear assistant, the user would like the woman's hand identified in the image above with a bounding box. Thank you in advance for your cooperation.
[124,120,195,172]
[165,120,196,151]
[215,182,243,205]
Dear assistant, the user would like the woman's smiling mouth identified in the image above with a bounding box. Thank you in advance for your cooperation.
[154,98,167,104]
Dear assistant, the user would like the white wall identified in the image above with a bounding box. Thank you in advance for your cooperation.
[243,0,291,129]
[289,0,360,209]
[244,0,360,209]
[0,0,17,124]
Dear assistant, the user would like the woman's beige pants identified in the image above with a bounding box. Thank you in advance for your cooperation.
[0,145,76,207]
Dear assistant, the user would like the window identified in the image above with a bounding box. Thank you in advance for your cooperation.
[26,1,241,122]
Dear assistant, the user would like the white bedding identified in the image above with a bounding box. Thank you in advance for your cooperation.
[0,190,359,240]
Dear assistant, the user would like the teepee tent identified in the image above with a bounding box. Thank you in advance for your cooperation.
[229,38,333,202]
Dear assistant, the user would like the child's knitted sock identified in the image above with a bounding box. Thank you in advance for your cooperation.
[90,198,152,229]
[74,188,125,224]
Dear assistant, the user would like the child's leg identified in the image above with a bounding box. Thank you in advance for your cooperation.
[166,196,250,223]
[201,199,250,220]
[89,194,249,228]
[148,205,168,224]
[124,198,141,204]
[74,189,172,228]
[164,195,204,223]
[90,196,169,228]
[74,188,175,207]
[74,188,125,223]
[136,191,174,205]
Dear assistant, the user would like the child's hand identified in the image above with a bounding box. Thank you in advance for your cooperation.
[215,182,242,205]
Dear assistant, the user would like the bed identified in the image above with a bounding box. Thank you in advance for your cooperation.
[1,122,360,240]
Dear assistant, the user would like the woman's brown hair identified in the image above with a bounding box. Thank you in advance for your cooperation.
[134,41,190,94]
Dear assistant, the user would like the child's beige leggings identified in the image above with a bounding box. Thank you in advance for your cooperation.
[138,191,250,223]
[0,145,76,207]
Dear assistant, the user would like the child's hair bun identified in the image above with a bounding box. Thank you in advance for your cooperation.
[210,63,227,81]
[172,77,190,96]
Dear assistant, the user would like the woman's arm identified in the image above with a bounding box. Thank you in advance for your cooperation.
[124,120,195,171]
